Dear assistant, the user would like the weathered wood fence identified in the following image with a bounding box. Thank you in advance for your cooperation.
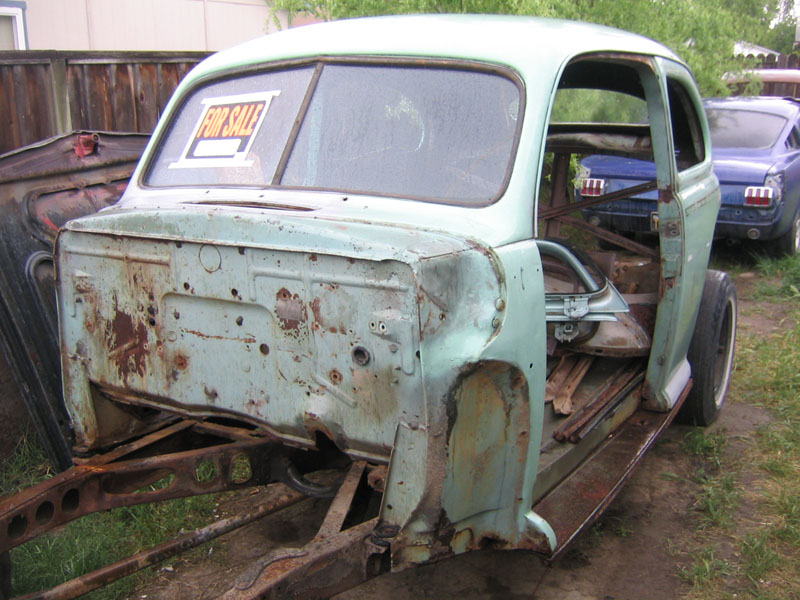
[0,51,208,154]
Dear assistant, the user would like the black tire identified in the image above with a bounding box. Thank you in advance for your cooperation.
[774,211,800,257]
[0,552,10,600]
[677,270,737,426]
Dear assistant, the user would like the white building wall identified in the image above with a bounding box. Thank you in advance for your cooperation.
[24,0,290,51]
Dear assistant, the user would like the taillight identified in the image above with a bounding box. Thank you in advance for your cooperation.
[745,173,783,207]
[581,178,607,197]
[744,186,774,207]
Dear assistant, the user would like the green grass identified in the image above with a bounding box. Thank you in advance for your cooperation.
[680,430,741,530]
[741,530,780,583]
[0,434,55,493]
[1,437,219,600]
[693,471,741,530]
[679,545,730,587]
[749,253,800,299]
[680,252,800,600]
[682,429,727,470]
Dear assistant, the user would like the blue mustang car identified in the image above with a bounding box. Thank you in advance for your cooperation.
[580,97,800,255]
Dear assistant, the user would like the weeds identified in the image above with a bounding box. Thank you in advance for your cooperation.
[679,546,730,587]
[679,253,800,599]
[771,491,800,547]
[741,531,780,583]
[693,472,741,530]
[679,430,741,529]
[0,435,53,494]
[2,437,219,600]
[751,253,800,299]
[682,429,727,470]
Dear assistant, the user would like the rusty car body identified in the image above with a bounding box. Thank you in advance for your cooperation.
[0,131,148,470]
[0,15,737,598]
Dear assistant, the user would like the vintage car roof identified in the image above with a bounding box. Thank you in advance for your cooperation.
[704,96,800,120]
[127,15,688,248]
[189,15,681,79]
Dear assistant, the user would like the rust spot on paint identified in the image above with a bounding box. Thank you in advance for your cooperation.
[276,288,306,331]
[109,310,148,381]
[311,297,325,327]
[182,329,256,343]
[309,253,318,262]
[329,369,343,384]
[174,354,189,371]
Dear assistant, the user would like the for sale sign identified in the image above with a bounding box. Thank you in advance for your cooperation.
[170,90,280,169]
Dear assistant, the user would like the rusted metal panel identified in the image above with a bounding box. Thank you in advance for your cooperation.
[0,423,278,554]
[58,227,429,461]
[0,51,207,154]
[0,130,148,470]
[20,485,308,600]
[530,388,689,561]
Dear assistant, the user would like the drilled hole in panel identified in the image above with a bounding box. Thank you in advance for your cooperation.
[61,488,80,513]
[196,460,218,484]
[352,346,371,366]
[8,514,27,539]
[35,501,55,525]
[231,455,252,484]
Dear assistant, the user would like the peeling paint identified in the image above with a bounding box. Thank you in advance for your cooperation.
[108,310,148,381]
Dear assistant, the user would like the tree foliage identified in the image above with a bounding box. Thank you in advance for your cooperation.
[271,0,797,96]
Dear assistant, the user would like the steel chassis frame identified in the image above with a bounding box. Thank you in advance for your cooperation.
[0,418,389,599]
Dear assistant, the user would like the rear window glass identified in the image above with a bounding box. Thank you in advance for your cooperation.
[706,108,787,149]
[145,62,522,206]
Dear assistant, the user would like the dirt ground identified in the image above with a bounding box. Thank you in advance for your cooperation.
[136,400,769,600]
[134,270,771,600]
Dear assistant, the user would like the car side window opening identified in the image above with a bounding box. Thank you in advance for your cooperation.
[787,126,800,151]
[535,57,667,381]
[666,78,705,170]
[538,57,670,252]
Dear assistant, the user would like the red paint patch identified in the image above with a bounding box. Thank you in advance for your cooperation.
[109,310,149,381]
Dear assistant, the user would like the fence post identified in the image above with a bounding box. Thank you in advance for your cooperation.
[49,56,72,135]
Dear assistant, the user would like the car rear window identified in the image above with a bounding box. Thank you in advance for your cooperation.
[145,62,522,206]
[706,108,787,149]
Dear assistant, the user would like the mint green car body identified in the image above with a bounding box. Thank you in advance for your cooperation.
[56,15,722,567]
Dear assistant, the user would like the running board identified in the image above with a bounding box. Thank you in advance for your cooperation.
[530,391,687,562]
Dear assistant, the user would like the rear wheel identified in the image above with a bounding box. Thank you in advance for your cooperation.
[774,212,800,256]
[677,270,737,426]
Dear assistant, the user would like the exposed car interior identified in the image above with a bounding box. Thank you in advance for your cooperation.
[533,56,688,494]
